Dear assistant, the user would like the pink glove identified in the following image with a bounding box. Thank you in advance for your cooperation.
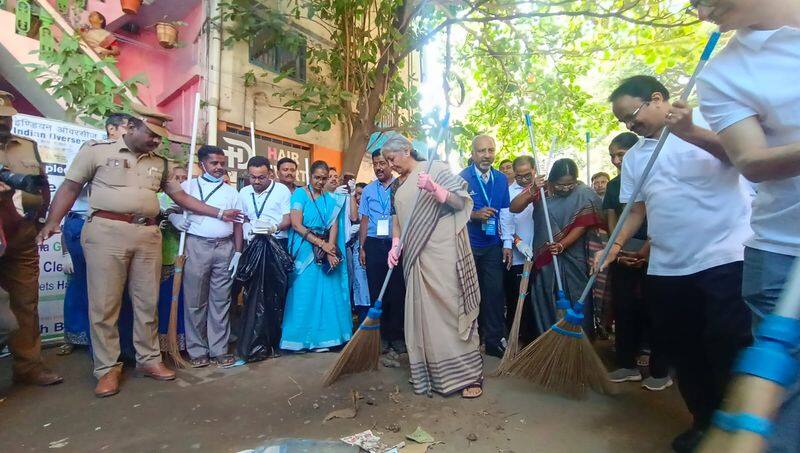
[417,173,449,203]
[388,237,402,268]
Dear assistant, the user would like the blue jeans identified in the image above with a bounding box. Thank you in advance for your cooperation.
[62,214,91,346]
[742,247,799,453]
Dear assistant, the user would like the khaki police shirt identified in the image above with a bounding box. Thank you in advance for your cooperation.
[0,135,45,214]
[65,139,181,218]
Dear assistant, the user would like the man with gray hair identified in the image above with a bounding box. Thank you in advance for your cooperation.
[459,135,513,358]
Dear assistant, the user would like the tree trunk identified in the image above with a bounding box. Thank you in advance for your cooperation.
[341,1,410,176]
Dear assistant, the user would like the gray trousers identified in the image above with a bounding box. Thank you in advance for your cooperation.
[183,235,235,359]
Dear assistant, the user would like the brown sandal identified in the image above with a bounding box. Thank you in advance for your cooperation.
[213,354,236,367]
[461,380,483,399]
[189,357,210,368]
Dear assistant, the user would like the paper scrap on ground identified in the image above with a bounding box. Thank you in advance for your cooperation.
[340,430,385,453]
[324,390,359,421]
[406,427,434,444]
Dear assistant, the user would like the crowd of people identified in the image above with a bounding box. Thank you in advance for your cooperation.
[0,1,798,452]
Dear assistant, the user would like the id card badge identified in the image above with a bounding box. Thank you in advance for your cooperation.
[376,219,390,237]
[483,218,497,236]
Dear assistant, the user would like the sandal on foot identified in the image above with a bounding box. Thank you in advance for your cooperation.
[189,357,210,368]
[461,380,483,399]
[57,344,74,356]
[213,354,236,367]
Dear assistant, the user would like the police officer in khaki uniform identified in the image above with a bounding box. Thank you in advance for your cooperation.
[38,105,242,397]
[0,90,64,386]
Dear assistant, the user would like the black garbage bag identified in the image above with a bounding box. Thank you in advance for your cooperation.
[235,234,294,362]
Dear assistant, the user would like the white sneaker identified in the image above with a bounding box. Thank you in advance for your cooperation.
[642,376,674,391]
[608,368,642,383]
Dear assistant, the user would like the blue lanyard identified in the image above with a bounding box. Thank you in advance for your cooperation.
[373,182,391,217]
[473,165,494,207]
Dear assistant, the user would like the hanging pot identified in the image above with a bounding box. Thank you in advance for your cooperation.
[155,22,178,49]
[120,0,142,15]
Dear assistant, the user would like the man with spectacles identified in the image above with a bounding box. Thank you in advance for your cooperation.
[239,156,292,249]
[692,1,800,451]
[597,75,754,452]
[499,155,542,345]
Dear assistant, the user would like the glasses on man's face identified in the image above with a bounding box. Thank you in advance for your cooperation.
[621,101,649,125]
[514,172,533,184]
[249,174,270,182]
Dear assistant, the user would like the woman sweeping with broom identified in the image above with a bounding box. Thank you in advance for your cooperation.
[381,134,484,399]
[511,158,604,338]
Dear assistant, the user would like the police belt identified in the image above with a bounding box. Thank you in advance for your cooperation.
[92,210,157,226]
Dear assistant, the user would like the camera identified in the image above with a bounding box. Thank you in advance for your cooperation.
[0,164,45,194]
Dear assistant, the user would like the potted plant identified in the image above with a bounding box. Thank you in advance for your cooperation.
[120,0,142,15]
[154,20,187,49]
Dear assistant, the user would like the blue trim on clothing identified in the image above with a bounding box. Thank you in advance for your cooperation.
[459,167,511,248]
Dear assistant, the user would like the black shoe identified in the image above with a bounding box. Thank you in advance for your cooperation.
[671,428,704,453]
[485,343,506,358]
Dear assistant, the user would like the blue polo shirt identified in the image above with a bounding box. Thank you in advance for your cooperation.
[358,178,394,238]
[459,165,510,248]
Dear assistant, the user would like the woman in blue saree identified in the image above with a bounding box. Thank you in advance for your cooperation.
[280,160,352,352]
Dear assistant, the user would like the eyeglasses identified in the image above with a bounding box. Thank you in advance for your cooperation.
[514,172,533,183]
[249,175,270,182]
[553,182,577,191]
[621,101,649,125]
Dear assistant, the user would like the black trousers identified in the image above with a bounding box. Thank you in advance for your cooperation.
[473,244,506,347]
[363,237,405,342]
[503,264,536,344]
[646,261,752,430]
[610,262,668,377]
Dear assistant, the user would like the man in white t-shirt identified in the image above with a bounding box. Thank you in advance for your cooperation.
[239,156,291,249]
[598,75,753,453]
[692,2,800,451]
[170,145,243,368]
[501,155,537,343]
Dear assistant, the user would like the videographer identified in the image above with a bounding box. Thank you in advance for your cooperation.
[0,90,63,386]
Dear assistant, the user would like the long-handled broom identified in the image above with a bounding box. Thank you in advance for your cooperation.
[698,260,800,452]
[505,31,722,398]
[165,92,202,369]
[493,122,567,375]
[323,115,450,386]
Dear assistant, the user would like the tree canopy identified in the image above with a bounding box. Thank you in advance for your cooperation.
[218,0,712,174]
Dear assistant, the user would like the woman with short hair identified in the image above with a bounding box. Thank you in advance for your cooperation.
[382,135,483,399]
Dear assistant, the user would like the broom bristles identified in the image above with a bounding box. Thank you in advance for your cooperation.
[323,313,382,386]
[504,318,612,398]
[491,261,533,376]
[167,256,190,369]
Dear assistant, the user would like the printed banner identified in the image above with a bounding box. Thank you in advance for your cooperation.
[9,114,105,343]
[219,126,311,184]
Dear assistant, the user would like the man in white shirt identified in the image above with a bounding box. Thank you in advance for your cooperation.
[171,145,243,368]
[239,156,291,249]
[598,75,753,453]
[501,155,536,344]
[692,2,800,450]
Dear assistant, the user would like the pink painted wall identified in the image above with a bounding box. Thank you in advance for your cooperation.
[82,0,205,137]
